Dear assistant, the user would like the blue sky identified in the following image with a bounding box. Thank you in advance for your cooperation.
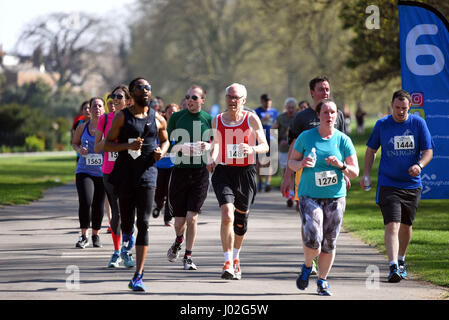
[0,0,134,53]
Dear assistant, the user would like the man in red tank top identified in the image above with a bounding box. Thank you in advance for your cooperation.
[209,83,269,280]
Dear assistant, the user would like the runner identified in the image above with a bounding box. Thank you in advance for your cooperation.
[281,76,347,274]
[361,89,433,283]
[153,103,179,227]
[209,83,269,280]
[166,85,213,271]
[272,97,298,207]
[289,99,359,296]
[94,85,133,268]
[71,101,90,163]
[71,97,106,249]
[255,94,279,192]
[104,77,169,292]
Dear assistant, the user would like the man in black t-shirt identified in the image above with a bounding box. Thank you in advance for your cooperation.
[281,76,346,196]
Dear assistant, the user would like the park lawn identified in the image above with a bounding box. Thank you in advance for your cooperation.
[0,155,76,205]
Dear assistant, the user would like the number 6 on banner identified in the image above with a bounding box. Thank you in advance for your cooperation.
[406,24,445,76]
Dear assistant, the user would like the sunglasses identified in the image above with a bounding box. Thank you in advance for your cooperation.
[136,84,152,91]
[110,93,124,100]
[185,94,201,101]
[226,95,243,100]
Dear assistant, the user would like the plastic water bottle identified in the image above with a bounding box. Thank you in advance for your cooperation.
[83,140,89,156]
[362,175,371,191]
[308,147,317,168]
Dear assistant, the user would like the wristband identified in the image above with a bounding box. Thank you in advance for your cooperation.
[417,162,423,170]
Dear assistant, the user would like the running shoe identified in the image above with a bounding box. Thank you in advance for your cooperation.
[121,248,136,268]
[388,264,402,283]
[183,257,197,270]
[152,207,160,218]
[296,264,313,290]
[128,271,146,292]
[233,259,242,280]
[316,278,332,296]
[286,198,293,208]
[398,260,407,279]
[75,235,89,249]
[164,220,173,227]
[92,235,102,248]
[108,251,122,268]
[264,184,271,192]
[311,258,318,275]
[167,241,182,262]
[221,261,234,280]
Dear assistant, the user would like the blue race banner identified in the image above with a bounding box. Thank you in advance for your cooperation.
[399,1,449,199]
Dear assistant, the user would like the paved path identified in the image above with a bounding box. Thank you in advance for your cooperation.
[0,182,447,301]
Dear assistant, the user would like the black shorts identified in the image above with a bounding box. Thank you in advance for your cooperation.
[211,164,257,212]
[168,167,209,217]
[377,186,422,226]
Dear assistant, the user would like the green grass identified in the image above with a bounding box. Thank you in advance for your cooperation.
[0,155,76,205]
[272,117,449,288]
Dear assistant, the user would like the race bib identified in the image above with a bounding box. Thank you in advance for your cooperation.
[108,152,118,162]
[394,135,415,150]
[182,142,203,156]
[227,144,245,159]
[315,170,338,187]
[128,138,141,160]
[85,154,103,166]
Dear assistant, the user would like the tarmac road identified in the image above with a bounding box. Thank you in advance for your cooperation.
[0,182,447,303]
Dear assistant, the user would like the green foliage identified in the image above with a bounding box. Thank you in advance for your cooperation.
[339,0,449,85]
[0,79,86,151]
[25,135,45,152]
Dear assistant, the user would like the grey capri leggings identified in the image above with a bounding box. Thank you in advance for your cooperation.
[298,196,346,253]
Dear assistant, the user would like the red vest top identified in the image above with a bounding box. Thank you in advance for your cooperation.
[216,111,256,166]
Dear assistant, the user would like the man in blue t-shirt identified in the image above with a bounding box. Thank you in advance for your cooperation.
[362,89,433,283]
[255,94,279,192]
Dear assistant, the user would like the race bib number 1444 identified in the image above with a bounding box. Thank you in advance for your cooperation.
[394,135,415,150]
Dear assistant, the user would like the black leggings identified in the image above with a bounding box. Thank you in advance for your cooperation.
[103,173,121,235]
[75,173,105,230]
[154,167,173,222]
[119,186,155,246]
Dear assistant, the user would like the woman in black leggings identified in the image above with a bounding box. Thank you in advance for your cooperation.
[105,77,169,292]
[72,97,106,248]
[95,85,133,268]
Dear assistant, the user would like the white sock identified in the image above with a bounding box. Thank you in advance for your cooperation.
[233,248,240,261]
[398,255,405,262]
[390,260,398,266]
[224,251,232,263]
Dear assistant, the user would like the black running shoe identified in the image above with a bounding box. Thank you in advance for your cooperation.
[76,235,89,249]
[152,208,160,218]
[92,235,102,248]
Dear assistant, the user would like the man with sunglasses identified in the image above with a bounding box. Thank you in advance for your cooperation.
[209,83,269,280]
[166,85,213,271]
[105,77,169,292]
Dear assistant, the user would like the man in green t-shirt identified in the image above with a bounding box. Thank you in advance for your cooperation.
[166,85,213,271]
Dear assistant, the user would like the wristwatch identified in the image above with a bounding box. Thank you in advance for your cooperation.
[340,162,347,171]
[417,162,423,170]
